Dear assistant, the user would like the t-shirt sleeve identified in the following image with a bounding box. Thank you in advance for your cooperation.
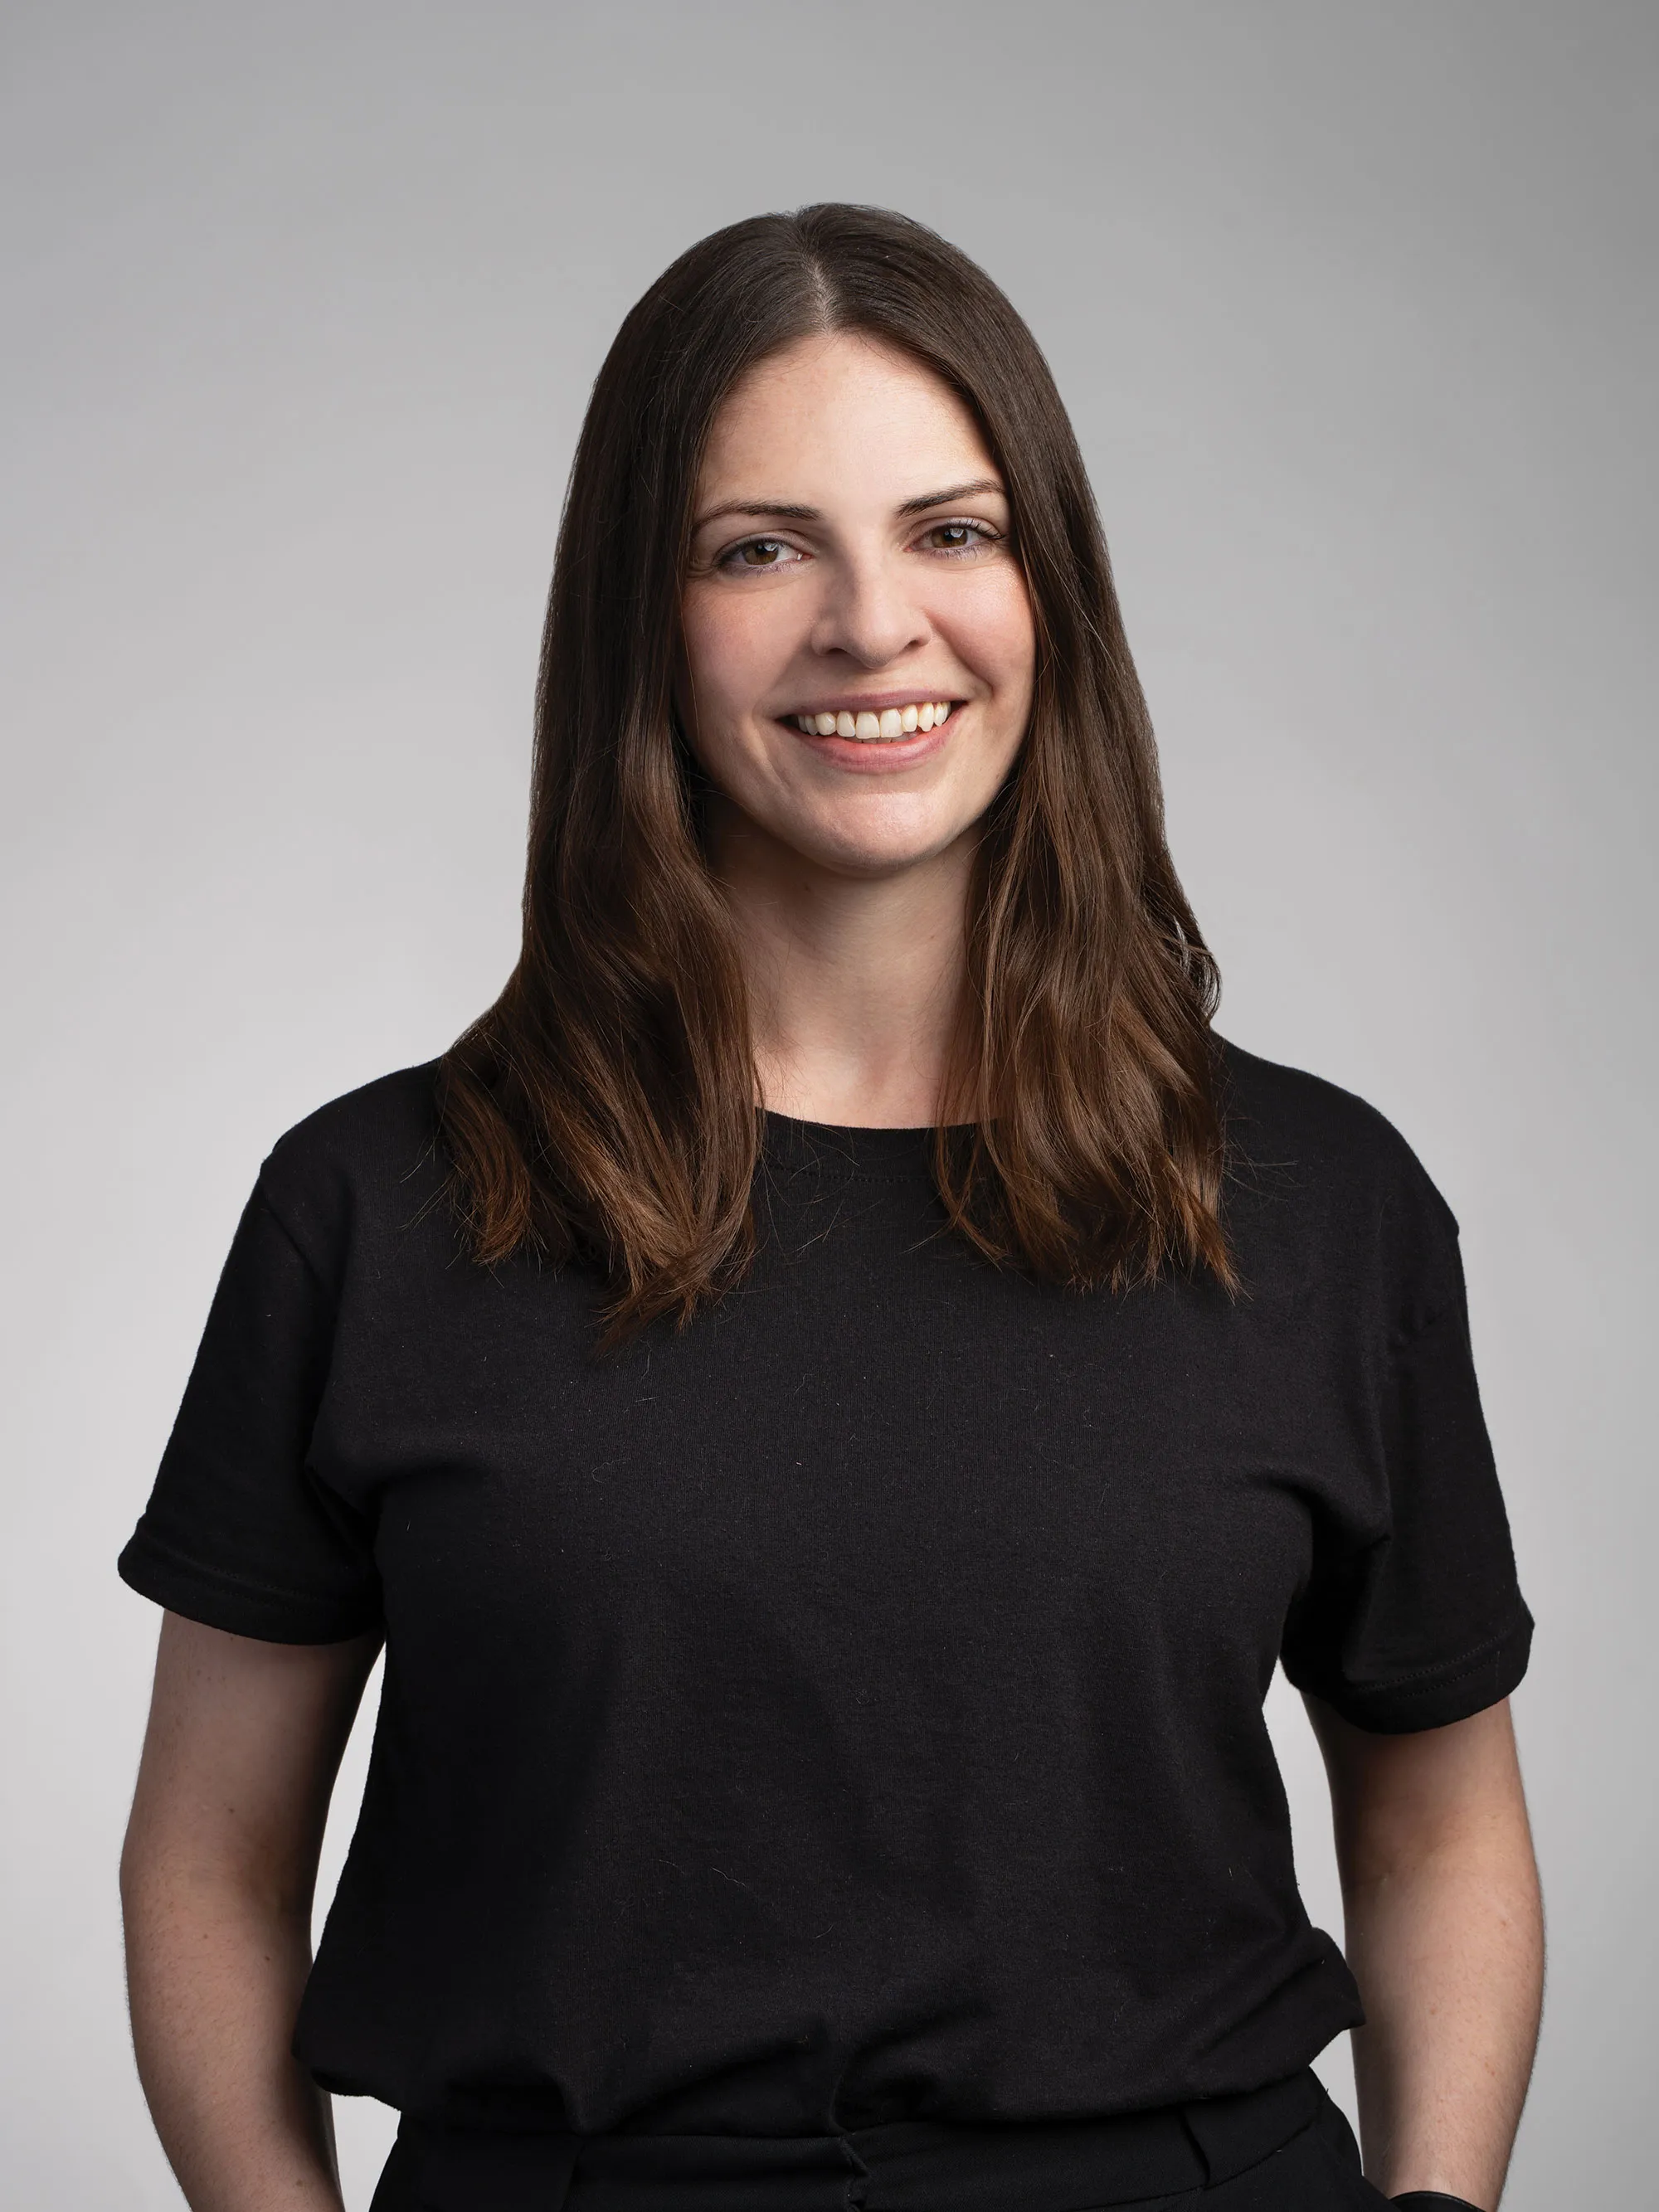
[118,1180,383,1645]
[1280,1198,1532,1733]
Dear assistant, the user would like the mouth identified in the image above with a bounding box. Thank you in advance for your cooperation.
[781,698,959,744]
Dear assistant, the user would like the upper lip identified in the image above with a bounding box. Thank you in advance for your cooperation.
[781,689,962,717]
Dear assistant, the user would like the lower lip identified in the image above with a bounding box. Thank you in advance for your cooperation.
[779,713,957,772]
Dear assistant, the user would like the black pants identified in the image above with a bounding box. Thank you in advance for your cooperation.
[1151,2091,1389,2207]
[373,2071,1391,2210]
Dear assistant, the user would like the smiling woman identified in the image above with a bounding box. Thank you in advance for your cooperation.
[439,207,1233,1341]
[682,342,1029,814]
[118,207,1538,2212]
[677,332,1038,1131]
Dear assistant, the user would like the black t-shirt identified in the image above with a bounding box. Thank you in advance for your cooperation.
[119,1043,1530,2134]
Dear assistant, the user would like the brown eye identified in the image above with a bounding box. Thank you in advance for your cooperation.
[713,534,806,577]
[922,521,994,554]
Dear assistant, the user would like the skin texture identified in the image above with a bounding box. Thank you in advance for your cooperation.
[679,329,1035,1128]
[122,1614,378,2212]
[1308,1696,1544,2207]
[122,333,1543,2207]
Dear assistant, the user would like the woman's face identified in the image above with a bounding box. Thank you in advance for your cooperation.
[680,331,1036,880]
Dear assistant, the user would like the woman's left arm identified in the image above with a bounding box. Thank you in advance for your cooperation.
[1304,1695,1543,2209]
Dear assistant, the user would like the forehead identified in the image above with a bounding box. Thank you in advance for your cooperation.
[698,331,995,502]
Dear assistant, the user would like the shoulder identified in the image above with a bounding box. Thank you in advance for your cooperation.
[262,1060,442,1179]
[1214,1038,1462,1317]
[255,1061,447,1275]
[1217,1040,1447,1208]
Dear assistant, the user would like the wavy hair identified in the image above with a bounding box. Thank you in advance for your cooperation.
[439,204,1232,1343]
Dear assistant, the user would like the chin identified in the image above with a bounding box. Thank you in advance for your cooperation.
[794,822,971,878]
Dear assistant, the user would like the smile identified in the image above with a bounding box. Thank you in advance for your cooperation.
[786,701,956,742]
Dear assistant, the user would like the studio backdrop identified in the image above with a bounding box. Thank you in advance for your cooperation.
[2,4,1653,2205]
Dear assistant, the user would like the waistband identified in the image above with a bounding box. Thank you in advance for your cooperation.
[381,2068,1324,2211]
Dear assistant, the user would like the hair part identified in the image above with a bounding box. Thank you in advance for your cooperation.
[439,202,1233,1345]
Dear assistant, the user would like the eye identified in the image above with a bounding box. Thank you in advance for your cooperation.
[718,536,806,574]
[917,519,1000,556]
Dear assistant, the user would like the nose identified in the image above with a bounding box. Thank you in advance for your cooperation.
[809,542,930,668]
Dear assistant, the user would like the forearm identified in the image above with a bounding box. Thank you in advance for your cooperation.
[1343,1819,1543,2205]
[124,1868,343,2212]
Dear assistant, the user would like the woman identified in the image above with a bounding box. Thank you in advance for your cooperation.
[119,205,1541,2212]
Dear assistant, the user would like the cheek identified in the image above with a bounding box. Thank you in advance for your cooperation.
[680,587,794,724]
[677,595,790,809]
[677,594,736,720]
[943,568,1036,698]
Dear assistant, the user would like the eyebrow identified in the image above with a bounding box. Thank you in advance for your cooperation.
[692,479,1007,531]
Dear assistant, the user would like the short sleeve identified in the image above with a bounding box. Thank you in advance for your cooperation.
[118,1182,383,1645]
[1281,1216,1532,1733]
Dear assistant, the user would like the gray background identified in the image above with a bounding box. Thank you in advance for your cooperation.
[2,3,1653,2203]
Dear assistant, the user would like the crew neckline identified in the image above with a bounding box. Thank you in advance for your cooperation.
[759,1109,972,1180]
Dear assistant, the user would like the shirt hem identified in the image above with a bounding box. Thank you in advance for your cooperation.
[118,1529,382,1646]
[1287,1606,1533,1733]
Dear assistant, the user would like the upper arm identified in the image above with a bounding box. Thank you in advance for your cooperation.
[123,1612,382,1917]
[1303,1693,1530,1888]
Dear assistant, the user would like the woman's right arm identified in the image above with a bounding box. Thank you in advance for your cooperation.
[121,1612,382,2212]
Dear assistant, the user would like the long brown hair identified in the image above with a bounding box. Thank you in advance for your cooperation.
[440,203,1232,1343]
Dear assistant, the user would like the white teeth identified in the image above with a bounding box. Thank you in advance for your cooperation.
[791,701,956,741]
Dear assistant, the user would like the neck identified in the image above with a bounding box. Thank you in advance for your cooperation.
[707,805,975,1129]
